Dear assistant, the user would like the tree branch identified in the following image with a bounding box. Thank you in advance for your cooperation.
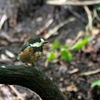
[0,65,67,100]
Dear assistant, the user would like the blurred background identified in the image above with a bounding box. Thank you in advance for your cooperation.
[0,0,100,100]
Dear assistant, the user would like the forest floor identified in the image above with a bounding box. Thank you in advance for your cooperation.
[0,1,100,100]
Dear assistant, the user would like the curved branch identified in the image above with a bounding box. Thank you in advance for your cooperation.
[0,65,67,100]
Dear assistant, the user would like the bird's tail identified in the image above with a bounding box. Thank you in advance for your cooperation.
[13,57,19,63]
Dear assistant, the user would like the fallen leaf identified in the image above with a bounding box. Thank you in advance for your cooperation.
[88,62,94,66]
[36,17,43,22]
[60,78,64,81]
[66,82,78,92]
[65,39,73,46]
[1,54,11,61]
[5,50,15,58]
[1,40,8,46]
[91,27,100,35]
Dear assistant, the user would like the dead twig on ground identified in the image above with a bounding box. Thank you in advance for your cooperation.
[8,85,25,100]
[84,6,93,31]
[44,17,75,39]
[80,69,100,76]
[47,0,100,6]
[36,18,53,35]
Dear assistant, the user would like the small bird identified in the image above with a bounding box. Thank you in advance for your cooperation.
[14,38,48,66]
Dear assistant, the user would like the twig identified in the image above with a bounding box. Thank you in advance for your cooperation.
[93,8,100,21]
[47,0,100,6]
[36,18,53,35]
[0,14,7,30]
[80,69,100,76]
[44,17,75,39]
[8,85,24,100]
[84,6,93,31]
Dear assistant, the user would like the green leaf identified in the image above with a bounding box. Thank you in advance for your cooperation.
[52,39,58,51]
[61,46,69,50]
[47,52,55,62]
[60,49,72,62]
[97,7,100,10]
[91,80,100,88]
[71,37,90,50]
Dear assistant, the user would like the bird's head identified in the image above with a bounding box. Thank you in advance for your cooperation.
[29,38,48,47]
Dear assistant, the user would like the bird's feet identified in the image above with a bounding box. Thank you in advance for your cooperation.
[23,63,28,67]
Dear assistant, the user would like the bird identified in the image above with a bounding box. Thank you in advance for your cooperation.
[14,38,48,67]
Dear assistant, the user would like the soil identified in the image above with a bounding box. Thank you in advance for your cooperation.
[0,0,100,100]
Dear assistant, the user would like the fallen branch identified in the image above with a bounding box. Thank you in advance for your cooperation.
[0,65,67,100]
[8,85,25,100]
[80,69,100,76]
[47,0,100,6]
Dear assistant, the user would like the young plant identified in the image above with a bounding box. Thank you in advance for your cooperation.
[91,80,100,100]
[97,6,100,10]
[47,37,91,65]
[91,80,100,88]
[60,46,72,62]
[47,39,58,63]
[71,37,90,50]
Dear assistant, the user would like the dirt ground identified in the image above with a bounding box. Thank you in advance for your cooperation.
[0,0,100,100]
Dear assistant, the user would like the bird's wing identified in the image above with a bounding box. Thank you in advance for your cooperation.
[20,43,30,52]
[13,43,30,62]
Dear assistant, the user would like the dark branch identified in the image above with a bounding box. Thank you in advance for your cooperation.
[0,65,67,100]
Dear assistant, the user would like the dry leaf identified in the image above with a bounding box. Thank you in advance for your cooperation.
[91,27,100,35]
[66,82,78,92]
[1,54,11,61]
[60,78,64,81]
[5,50,15,58]
[1,40,8,46]
[88,62,94,66]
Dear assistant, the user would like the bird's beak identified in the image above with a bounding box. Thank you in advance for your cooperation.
[43,41,48,44]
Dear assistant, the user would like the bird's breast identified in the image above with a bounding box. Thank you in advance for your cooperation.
[19,46,42,63]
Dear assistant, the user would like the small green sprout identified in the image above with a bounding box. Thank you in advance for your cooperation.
[97,6,100,10]
[71,37,90,50]
[47,52,55,62]
[91,80,100,88]
[52,39,58,51]
[61,46,69,49]
[60,48,72,62]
